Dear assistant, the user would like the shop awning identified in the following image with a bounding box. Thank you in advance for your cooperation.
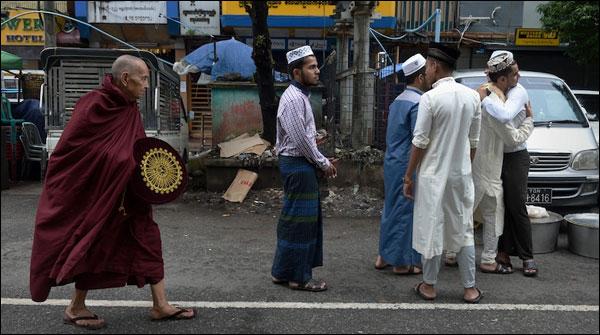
[1,51,22,70]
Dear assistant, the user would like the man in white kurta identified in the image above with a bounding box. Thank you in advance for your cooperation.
[403,43,482,303]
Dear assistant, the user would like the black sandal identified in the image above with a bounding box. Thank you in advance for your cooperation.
[523,259,538,277]
[289,279,328,292]
[481,262,513,274]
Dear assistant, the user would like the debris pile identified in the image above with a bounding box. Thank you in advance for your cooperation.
[183,185,384,218]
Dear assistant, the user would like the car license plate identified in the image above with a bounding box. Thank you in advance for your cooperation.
[526,188,552,205]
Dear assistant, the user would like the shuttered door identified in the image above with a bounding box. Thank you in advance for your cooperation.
[189,83,212,147]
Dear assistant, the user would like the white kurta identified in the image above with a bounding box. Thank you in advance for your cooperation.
[472,90,534,240]
[411,77,481,259]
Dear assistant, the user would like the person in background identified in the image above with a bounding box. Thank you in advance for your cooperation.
[375,53,430,275]
[271,46,337,292]
[471,51,534,274]
[403,42,483,303]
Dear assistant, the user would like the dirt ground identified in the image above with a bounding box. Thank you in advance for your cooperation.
[183,185,385,218]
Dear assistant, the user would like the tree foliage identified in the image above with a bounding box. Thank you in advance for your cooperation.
[537,1,599,64]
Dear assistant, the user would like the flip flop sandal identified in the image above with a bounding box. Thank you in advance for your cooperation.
[272,276,288,285]
[414,282,436,301]
[464,288,484,304]
[523,259,538,277]
[289,279,328,292]
[151,307,196,322]
[374,263,390,270]
[393,265,422,275]
[481,263,513,274]
[63,313,106,330]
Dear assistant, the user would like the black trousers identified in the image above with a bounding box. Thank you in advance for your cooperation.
[498,149,534,260]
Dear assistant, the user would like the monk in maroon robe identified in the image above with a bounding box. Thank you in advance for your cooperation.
[30,55,195,329]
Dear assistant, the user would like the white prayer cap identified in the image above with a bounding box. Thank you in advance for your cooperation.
[487,50,515,73]
[402,53,426,76]
[286,46,314,64]
[490,50,513,60]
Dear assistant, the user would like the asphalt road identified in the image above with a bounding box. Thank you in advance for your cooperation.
[1,182,598,334]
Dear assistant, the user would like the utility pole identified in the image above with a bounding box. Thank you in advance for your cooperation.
[333,2,353,146]
[351,1,375,148]
[43,1,56,47]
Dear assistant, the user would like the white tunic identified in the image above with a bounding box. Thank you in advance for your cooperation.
[472,90,534,238]
[411,77,481,259]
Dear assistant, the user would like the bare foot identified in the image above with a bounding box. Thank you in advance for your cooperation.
[463,287,482,303]
[480,263,497,272]
[374,255,389,270]
[393,265,422,274]
[64,307,105,329]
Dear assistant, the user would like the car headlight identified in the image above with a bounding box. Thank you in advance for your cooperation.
[571,149,599,170]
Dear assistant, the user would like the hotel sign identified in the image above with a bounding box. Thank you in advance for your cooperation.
[515,28,559,46]
[1,10,45,46]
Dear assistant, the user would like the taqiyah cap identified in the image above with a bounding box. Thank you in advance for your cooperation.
[286,46,314,64]
[487,50,515,73]
[402,53,426,76]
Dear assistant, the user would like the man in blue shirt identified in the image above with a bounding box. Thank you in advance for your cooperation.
[375,54,429,274]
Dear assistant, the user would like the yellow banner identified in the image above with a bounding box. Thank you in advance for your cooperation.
[222,1,395,17]
[515,28,559,46]
[1,10,45,46]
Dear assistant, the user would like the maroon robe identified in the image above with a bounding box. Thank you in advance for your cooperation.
[30,74,164,302]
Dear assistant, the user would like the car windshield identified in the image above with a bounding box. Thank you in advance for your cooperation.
[456,75,587,125]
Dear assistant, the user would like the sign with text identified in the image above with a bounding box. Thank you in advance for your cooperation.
[179,1,220,36]
[222,1,394,17]
[515,28,559,46]
[88,1,167,24]
[1,10,44,46]
[246,38,286,50]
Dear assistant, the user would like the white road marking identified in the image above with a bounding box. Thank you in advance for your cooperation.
[2,298,598,312]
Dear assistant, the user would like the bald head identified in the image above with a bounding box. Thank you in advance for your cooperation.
[111,55,146,78]
[111,55,150,101]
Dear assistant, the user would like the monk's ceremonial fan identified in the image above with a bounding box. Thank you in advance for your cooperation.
[130,137,187,204]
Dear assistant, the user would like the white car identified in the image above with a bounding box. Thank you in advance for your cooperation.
[572,89,599,145]
[455,70,599,207]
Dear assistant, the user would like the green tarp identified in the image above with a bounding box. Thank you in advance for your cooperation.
[1,50,22,70]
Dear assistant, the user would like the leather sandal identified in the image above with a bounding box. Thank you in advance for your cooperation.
[289,279,328,292]
[523,259,538,277]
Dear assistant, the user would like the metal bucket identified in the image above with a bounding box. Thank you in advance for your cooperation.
[565,213,599,259]
[530,211,562,254]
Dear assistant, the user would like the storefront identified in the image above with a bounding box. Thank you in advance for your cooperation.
[220,1,396,71]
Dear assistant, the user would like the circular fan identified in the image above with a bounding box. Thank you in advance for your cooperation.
[130,137,187,204]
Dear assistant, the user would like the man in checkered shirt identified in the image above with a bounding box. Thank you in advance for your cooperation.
[271,46,337,292]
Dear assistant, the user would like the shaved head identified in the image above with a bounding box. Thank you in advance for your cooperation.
[111,55,147,78]
[111,55,150,101]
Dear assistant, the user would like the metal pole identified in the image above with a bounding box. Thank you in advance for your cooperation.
[43,1,56,47]
[435,8,441,43]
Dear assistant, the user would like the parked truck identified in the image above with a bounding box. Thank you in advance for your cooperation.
[40,47,189,160]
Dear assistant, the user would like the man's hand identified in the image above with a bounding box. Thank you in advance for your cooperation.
[525,101,533,118]
[323,159,338,178]
[403,176,414,200]
[316,129,328,146]
[477,85,488,101]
